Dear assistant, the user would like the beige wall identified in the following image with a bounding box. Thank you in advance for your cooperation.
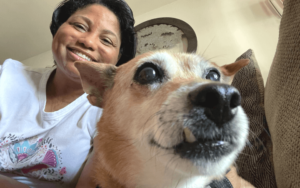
[22,0,281,84]
[22,50,54,68]
[134,0,281,84]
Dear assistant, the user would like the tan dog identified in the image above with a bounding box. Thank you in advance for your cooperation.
[75,51,250,188]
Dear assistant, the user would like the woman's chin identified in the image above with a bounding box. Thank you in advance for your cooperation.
[67,69,82,82]
[57,62,82,82]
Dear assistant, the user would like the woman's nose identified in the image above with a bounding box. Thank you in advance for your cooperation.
[78,33,98,51]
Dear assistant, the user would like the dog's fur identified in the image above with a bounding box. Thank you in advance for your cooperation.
[75,51,250,188]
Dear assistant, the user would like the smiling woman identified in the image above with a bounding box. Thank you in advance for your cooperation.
[0,0,136,188]
[47,4,122,112]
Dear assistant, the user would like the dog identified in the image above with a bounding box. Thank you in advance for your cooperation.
[75,51,250,188]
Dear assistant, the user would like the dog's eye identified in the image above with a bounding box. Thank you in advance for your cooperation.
[206,70,220,81]
[134,63,164,84]
[139,67,157,83]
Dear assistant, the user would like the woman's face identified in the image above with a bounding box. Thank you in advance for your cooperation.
[52,4,121,82]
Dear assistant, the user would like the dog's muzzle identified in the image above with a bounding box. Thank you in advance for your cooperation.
[174,83,242,160]
[188,83,241,125]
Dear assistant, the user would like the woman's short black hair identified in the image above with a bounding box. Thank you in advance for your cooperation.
[50,0,136,66]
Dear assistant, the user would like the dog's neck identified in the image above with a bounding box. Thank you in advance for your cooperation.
[136,165,210,188]
[133,145,212,188]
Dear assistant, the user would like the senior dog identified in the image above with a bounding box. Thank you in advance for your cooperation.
[75,51,250,188]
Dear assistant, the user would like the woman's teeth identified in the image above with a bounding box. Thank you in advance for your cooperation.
[73,51,92,61]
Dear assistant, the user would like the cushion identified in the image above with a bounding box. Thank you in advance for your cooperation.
[232,49,277,188]
[265,0,300,187]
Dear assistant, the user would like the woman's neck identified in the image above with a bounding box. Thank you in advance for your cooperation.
[45,69,85,112]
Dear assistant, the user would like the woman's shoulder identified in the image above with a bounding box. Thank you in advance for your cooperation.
[2,59,54,73]
[1,59,55,92]
[1,59,23,70]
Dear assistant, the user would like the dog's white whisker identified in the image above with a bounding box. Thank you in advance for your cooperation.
[175,178,181,188]
[201,36,216,59]
[237,152,252,157]
[246,130,268,153]
[139,111,159,135]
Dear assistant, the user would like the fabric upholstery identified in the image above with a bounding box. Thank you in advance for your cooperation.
[232,49,277,188]
[265,0,300,187]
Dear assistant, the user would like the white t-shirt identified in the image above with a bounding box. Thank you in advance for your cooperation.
[0,59,102,187]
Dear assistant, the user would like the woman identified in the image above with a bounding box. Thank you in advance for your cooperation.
[0,0,136,187]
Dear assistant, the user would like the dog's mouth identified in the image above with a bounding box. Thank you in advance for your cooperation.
[175,128,234,160]
[150,127,236,161]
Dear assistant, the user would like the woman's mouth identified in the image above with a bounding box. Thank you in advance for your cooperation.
[68,48,95,62]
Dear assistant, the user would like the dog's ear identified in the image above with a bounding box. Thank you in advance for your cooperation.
[219,59,250,77]
[75,61,117,108]
[216,59,249,84]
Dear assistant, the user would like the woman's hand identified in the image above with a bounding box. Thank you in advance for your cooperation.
[76,149,98,188]
[226,166,255,188]
[0,174,30,188]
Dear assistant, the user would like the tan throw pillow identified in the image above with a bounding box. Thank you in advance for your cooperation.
[232,49,277,188]
[265,0,300,187]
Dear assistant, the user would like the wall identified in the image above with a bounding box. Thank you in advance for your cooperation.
[22,0,281,83]
[134,0,281,84]
[22,50,54,68]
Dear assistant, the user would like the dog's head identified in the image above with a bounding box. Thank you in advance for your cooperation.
[75,51,249,187]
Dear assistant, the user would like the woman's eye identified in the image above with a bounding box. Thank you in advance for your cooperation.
[73,23,86,31]
[206,70,220,81]
[102,38,113,45]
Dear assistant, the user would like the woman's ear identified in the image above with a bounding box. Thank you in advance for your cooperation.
[75,61,117,108]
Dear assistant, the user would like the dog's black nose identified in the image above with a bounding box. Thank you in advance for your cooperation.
[188,83,241,125]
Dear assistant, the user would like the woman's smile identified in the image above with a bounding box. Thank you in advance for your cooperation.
[67,47,97,62]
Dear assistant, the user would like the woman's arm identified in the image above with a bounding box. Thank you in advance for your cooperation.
[0,175,30,188]
[76,149,98,188]
[226,166,255,188]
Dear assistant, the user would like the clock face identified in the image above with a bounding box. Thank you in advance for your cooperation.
[136,24,187,56]
[135,18,197,56]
